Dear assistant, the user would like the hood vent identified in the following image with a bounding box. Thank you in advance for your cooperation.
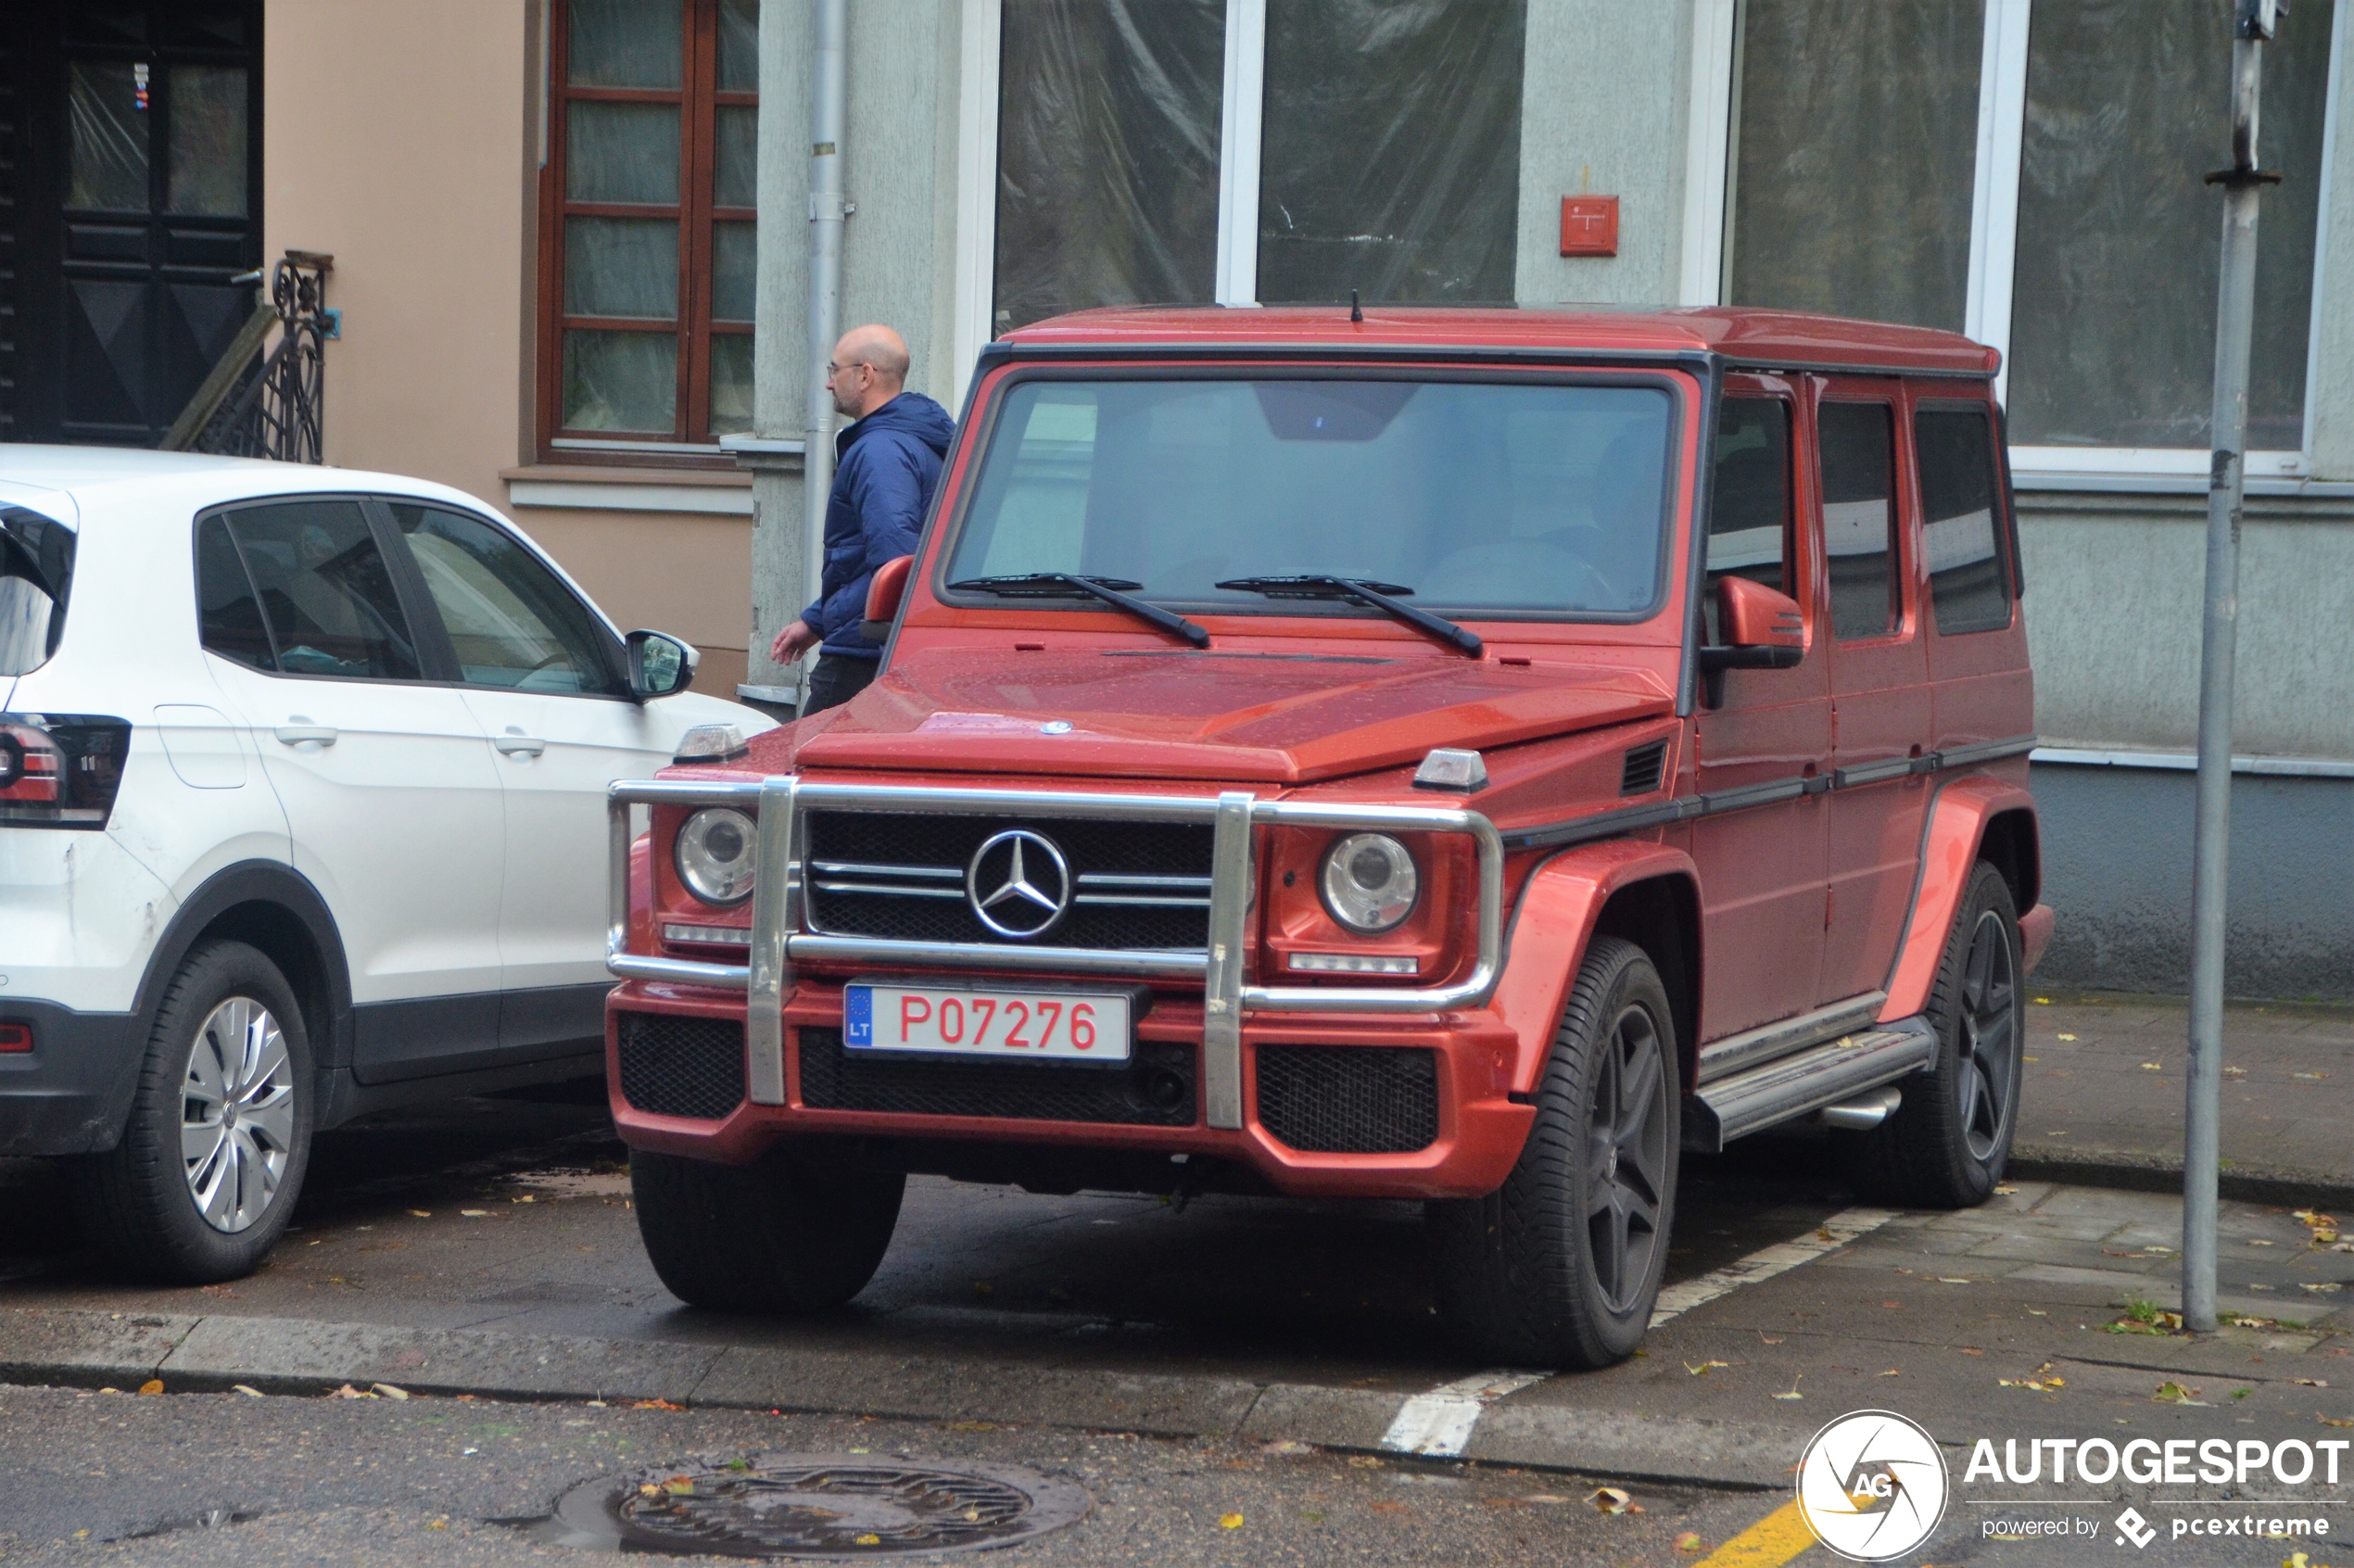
[1620,739,1669,796]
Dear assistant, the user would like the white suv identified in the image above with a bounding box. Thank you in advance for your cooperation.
[0,447,770,1282]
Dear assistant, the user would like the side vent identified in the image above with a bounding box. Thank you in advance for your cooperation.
[1620,739,1669,796]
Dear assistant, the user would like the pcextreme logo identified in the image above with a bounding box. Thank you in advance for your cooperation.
[1795,1410,1952,1562]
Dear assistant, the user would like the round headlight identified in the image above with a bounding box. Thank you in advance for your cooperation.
[676,807,757,905]
[1319,832,1419,933]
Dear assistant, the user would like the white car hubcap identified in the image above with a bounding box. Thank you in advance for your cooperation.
[181,997,296,1233]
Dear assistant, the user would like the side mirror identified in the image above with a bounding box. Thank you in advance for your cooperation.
[626,629,699,701]
[1697,576,1804,708]
[860,553,915,644]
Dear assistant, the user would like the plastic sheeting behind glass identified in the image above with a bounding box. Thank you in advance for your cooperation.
[994,0,1224,333]
[168,65,247,217]
[2007,0,2333,450]
[1257,0,1525,305]
[68,60,148,211]
[1727,0,1981,332]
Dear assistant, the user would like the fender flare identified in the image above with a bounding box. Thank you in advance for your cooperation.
[1879,777,2041,1021]
[140,860,355,1069]
[1487,841,1702,1096]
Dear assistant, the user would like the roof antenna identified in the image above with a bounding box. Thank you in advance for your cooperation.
[1348,288,1362,324]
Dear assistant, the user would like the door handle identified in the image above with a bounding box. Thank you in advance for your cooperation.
[273,719,338,747]
[494,730,546,758]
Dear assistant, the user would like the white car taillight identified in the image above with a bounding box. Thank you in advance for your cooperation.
[0,714,130,828]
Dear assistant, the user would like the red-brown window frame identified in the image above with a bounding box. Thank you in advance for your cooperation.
[536,0,754,463]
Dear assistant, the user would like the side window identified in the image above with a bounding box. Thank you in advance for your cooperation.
[386,504,626,696]
[216,500,423,680]
[1916,406,2012,635]
[1817,402,1900,641]
[194,515,276,671]
[1706,397,1791,588]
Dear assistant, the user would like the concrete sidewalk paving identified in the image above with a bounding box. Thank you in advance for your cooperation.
[2017,992,2354,1205]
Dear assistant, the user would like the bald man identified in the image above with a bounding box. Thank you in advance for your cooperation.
[770,324,956,714]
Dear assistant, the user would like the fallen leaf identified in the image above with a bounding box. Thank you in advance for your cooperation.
[1347,1456,1385,1469]
[2055,1032,2077,1041]
[2027,1309,2048,1316]
[2145,1246,2175,1254]
[512,1195,535,1203]
[1937,1277,1973,1285]
[631,1398,684,1410]
[2322,1417,2354,1428]
[2222,1065,2246,1077]
[409,1209,430,1218]
[1219,1512,1244,1529]
[2154,1382,2207,1406]
[1262,1440,1313,1456]
[1993,1184,2018,1195]
[330,1383,374,1399]
[232,1385,264,1397]
[137,1379,163,1396]
[1880,1370,1902,1377]
[1756,1334,1785,1345]
[1675,1531,1705,1553]
[2295,1071,2329,1081]
[2299,1283,2343,1294]
[2034,996,2050,1004]
[460,1209,488,1218]
[1960,1347,1985,1356]
[856,1533,882,1545]
[1685,1360,1729,1376]
[2250,1239,2277,1246]
[2136,1059,2158,1069]
[2294,1379,2330,1388]
[1588,1486,1634,1514]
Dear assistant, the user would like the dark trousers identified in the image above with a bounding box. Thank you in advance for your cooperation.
[804,652,879,715]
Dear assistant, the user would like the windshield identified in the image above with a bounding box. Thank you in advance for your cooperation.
[0,505,75,677]
[944,377,1676,619]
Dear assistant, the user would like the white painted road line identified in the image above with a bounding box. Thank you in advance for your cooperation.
[1649,1206,1901,1327]
[1379,1369,1551,1457]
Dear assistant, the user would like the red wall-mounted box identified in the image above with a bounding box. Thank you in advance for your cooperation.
[1560,196,1619,257]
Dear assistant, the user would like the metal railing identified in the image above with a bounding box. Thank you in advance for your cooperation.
[606,776,1507,1130]
[162,250,333,462]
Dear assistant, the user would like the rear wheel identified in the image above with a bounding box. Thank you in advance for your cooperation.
[1848,860,2023,1208]
[630,1143,905,1311]
[75,941,313,1283]
[1431,936,1680,1370]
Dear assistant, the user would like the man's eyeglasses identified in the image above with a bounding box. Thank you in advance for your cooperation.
[826,360,873,376]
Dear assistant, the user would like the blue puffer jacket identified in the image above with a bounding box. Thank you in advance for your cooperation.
[803,391,956,658]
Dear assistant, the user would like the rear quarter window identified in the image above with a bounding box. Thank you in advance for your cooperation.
[1916,405,2012,635]
[0,506,75,677]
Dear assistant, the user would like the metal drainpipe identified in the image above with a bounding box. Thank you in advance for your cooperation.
[800,0,850,716]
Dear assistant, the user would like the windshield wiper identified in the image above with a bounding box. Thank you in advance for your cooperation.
[1213,575,1483,657]
[949,573,1209,649]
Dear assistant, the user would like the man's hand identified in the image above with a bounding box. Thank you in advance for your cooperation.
[770,618,820,664]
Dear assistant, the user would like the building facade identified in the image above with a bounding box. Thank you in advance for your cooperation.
[740,0,2354,999]
[5,1,2345,995]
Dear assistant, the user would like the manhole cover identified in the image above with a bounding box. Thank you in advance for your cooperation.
[546,1454,1090,1558]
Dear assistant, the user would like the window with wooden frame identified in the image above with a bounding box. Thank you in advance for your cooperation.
[538,0,756,460]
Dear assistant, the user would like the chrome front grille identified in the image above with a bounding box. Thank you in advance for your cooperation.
[804,810,1213,951]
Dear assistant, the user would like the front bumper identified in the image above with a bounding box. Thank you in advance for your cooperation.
[603,776,1522,1198]
[0,998,143,1157]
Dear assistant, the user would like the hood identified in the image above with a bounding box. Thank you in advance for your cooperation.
[840,392,955,461]
[791,646,1675,783]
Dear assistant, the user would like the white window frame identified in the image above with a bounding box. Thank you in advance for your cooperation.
[1682,0,2348,483]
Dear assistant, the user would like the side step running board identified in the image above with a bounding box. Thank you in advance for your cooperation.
[1683,1017,1939,1153]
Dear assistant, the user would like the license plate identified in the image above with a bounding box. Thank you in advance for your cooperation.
[842,981,1133,1063]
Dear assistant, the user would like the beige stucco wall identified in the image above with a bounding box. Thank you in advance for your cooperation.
[261,0,753,683]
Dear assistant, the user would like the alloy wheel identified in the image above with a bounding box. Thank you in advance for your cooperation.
[1585,1003,1670,1313]
[181,997,297,1233]
[1956,910,2019,1164]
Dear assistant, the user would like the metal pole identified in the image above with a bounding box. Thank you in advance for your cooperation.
[801,0,850,718]
[2183,0,2282,1335]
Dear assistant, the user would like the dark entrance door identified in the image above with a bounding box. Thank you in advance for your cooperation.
[1,2,263,446]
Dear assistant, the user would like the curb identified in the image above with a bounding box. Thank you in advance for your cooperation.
[0,1308,1786,1491]
[2009,1144,2354,1212]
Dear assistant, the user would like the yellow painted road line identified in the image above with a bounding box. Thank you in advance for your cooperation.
[1694,1498,1817,1567]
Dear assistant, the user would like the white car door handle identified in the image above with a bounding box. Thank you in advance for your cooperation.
[273,720,338,747]
[494,731,547,758]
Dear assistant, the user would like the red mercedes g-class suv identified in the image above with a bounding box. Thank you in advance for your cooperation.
[603,306,2049,1371]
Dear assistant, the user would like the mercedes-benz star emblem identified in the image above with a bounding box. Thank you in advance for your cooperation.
[967,828,1072,939]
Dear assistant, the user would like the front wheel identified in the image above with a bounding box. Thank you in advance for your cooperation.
[1848,860,2024,1208]
[631,1144,905,1311]
[75,941,314,1283]
[1430,936,1681,1370]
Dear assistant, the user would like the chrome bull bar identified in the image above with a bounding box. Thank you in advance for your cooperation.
[605,777,1507,1129]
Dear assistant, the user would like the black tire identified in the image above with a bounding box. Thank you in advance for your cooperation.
[1848,861,2024,1208]
[1430,936,1681,1370]
[630,1144,905,1311]
[74,941,314,1284]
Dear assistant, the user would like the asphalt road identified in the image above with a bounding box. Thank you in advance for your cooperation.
[4,1088,2350,1565]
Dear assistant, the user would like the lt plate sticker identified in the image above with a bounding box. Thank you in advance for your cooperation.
[843,983,1131,1062]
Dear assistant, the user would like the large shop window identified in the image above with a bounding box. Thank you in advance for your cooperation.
[1726,0,1983,333]
[989,0,1525,328]
[1715,0,2338,470]
[540,0,757,454]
